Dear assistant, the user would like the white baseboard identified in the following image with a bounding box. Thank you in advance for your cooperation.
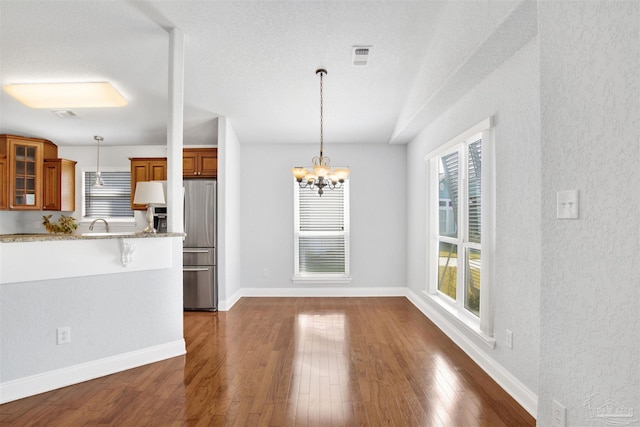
[219,288,242,311]
[0,339,186,405]
[404,289,537,418]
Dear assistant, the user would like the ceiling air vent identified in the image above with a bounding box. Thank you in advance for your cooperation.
[352,46,372,66]
[51,110,77,118]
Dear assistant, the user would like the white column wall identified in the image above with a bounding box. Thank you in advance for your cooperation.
[217,117,243,308]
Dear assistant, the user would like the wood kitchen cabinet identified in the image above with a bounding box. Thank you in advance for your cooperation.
[43,159,76,211]
[130,157,167,210]
[0,134,48,210]
[183,148,217,178]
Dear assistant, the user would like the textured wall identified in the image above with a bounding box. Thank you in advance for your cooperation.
[538,1,640,425]
[240,143,406,290]
[406,34,541,397]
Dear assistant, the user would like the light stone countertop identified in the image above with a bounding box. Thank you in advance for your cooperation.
[0,232,185,243]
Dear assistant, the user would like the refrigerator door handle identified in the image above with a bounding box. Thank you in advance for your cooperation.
[183,267,210,272]
[183,248,210,253]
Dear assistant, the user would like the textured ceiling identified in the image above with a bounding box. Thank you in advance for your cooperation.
[0,1,445,147]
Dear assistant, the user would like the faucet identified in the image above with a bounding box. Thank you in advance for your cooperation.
[89,218,110,233]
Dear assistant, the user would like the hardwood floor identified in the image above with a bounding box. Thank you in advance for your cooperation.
[0,297,535,426]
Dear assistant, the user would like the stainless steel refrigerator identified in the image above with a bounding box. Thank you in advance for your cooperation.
[183,179,217,311]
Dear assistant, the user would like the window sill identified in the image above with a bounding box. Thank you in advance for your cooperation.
[292,275,352,284]
[422,291,495,348]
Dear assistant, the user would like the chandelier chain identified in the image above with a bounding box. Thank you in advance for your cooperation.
[319,70,324,160]
[291,68,349,196]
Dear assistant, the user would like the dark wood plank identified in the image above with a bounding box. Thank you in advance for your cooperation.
[0,297,535,426]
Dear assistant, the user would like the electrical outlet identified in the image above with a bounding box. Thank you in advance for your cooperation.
[552,399,566,427]
[262,268,269,278]
[57,327,71,345]
[505,329,513,349]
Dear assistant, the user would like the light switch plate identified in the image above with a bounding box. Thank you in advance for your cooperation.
[557,190,579,219]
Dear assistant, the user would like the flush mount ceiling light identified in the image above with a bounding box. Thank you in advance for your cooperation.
[291,69,349,196]
[3,82,127,108]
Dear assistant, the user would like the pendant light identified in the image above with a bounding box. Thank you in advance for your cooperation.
[291,68,349,196]
[93,135,105,187]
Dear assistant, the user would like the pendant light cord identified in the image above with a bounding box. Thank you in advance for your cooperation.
[94,135,104,186]
[96,136,101,174]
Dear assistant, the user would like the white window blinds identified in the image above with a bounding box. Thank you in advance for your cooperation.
[467,138,482,244]
[84,171,134,218]
[294,182,350,278]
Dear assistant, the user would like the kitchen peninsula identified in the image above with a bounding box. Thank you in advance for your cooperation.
[0,232,186,404]
[0,232,183,283]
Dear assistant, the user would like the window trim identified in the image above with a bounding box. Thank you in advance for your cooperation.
[292,179,351,284]
[80,167,137,225]
[425,117,494,339]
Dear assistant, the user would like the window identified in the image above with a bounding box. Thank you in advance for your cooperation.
[83,171,134,219]
[426,118,493,337]
[436,139,482,315]
[293,181,350,282]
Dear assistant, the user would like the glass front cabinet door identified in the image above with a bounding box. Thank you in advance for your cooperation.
[9,139,43,209]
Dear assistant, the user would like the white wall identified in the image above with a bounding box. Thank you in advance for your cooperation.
[406,1,640,424]
[538,2,639,425]
[217,117,243,308]
[240,143,406,292]
[403,0,541,417]
[407,33,541,409]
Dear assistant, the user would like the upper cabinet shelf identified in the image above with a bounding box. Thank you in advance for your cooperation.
[183,148,217,178]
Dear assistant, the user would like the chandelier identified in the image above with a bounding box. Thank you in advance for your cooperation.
[292,68,349,196]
